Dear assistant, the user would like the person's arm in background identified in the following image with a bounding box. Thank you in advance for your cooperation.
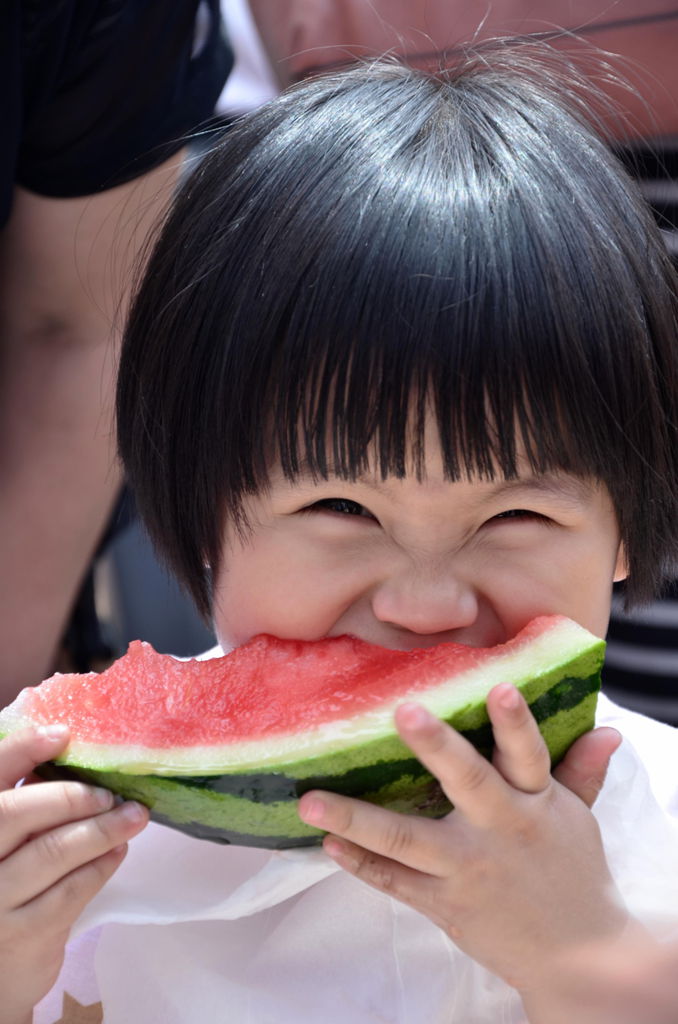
[0,0,231,705]
[0,156,182,703]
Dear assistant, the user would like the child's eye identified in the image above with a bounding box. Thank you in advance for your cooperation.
[305,498,376,519]
[492,509,547,522]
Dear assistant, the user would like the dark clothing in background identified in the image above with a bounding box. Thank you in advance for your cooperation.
[1,0,233,226]
[605,579,678,725]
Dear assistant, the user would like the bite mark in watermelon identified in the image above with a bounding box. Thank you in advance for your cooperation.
[0,616,605,848]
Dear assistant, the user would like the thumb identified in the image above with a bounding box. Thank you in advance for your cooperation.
[552,727,622,807]
[0,724,70,790]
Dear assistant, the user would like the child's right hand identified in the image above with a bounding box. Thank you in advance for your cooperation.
[0,725,148,1024]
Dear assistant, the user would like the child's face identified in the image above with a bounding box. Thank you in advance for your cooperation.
[212,436,626,653]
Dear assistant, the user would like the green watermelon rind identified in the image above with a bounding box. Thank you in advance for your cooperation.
[37,668,600,848]
[34,684,599,848]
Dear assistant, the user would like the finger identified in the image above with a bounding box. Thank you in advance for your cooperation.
[0,800,148,909]
[0,779,115,860]
[322,834,444,923]
[488,684,551,794]
[393,702,510,826]
[553,727,622,808]
[298,789,445,875]
[0,725,70,790]
[17,843,130,937]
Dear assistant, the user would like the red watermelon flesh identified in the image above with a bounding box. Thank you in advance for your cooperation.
[6,617,563,749]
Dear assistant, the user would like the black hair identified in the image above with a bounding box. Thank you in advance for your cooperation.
[117,43,678,618]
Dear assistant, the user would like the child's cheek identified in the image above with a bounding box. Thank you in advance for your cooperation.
[211,538,344,647]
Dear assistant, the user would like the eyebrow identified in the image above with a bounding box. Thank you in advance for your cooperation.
[485,474,594,505]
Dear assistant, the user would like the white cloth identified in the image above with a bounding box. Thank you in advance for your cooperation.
[217,0,278,115]
[35,696,678,1023]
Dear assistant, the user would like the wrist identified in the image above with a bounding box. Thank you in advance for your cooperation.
[518,914,653,1024]
[520,988,578,1024]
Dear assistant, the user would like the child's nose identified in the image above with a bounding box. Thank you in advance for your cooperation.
[370,565,478,637]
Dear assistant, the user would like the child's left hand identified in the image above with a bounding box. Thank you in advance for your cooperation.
[298,683,626,999]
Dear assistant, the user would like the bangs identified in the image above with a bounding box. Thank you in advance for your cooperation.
[118,54,678,616]
[268,185,643,488]
[218,65,671,492]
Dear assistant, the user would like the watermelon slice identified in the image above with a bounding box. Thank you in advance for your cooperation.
[0,616,604,849]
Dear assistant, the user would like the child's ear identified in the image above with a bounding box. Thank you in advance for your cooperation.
[613,543,628,583]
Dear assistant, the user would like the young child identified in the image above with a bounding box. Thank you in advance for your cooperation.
[4,43,678,1024]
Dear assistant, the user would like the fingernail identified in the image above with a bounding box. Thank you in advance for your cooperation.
[323,837,345,859]
[93,787,114,809]
[497,685,520,711]
[299,796,325,825]
[398,703,433,729]
[37,724,69,741]
[323,837,358,870]
[119,801,147,823]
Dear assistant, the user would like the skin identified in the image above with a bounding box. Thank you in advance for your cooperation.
[209,440,640,1019]
[0,726,148,1024]
[212,460,626,648]
[0,153,182,704]
[544,933,678,1024]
